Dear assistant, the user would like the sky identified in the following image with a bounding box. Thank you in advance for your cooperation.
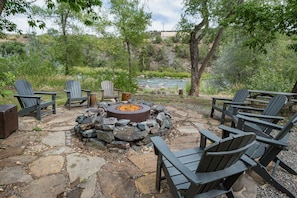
[9,0,184,35]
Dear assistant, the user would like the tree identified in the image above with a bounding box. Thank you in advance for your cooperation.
[226,0,297,91]
[0,0,102,34]
[179,0,243,96]
[109,0,151,83]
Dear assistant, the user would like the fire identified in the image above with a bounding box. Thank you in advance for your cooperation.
[116,104,142,111]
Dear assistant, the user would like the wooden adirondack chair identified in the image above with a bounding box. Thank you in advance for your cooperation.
[221,113,297,198]
[64,80,91,110]
[210,88,249,124]
[14,79,56,120]
[230,95,287,137]
[150,127,256,198]
[100,80,121,101]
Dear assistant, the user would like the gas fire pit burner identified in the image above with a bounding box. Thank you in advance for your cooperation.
[106,104,151,122]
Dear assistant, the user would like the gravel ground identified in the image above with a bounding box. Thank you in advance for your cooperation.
[255,124,297,198]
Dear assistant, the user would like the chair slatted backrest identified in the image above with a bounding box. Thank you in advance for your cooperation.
[262,95,287,119]
[15,80,36,107]
[274,113,297,140]
[101,81,114,97]
[197,133,255,173]
[232,89,249,103]
[66,80,82,98]
[228,89,249,111]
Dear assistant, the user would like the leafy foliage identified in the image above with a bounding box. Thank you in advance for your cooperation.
[0,41,25,56]
[0,0,102,33]
[211,33,297,92]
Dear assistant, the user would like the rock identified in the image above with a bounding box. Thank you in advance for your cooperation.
[81,129,97,138]
[116,119,130,126]
[86,139,106,150]
[101,124,115,131]
[156,112,166,124]
[81,116,93,124]
[137,122,148,131]
[106,141,130,149]
[76,115,86,124]
[96,130,115,143]
[102,117,117,125]
[114,126,149,142]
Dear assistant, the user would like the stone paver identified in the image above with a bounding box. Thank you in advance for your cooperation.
[20,174,68,198]
[0,105,258,198]
[42,131,66,147]
[29,155,64,177]
[0,166,33,184]
[66,153,106,183]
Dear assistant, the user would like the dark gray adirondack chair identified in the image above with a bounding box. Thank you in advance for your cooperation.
[210,89,249,124]
[150,128,256,198]
[221,113,297,198]
[64,80,91,110]
[14,79,56,120]
[230,95,287,137]
[100,80,121,101]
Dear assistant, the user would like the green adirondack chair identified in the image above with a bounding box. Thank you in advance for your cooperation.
[221,113,297,198]
[151,127,256,198]
[230,95,287,137]
[210,89,249,124]
[14,79,56,120]
[64,80,91,110]
[100,80,121,102]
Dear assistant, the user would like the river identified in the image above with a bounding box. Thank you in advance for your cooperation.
[137,78,189,89]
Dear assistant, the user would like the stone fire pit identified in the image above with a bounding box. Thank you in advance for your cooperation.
[73,100,173,151]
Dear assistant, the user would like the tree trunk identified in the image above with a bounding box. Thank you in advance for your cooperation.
[0,0,6,16]
[62,11,70,75]
[189,20,205,96]
[127,41,132,84]
[196,27,224,96]
[189,31,199,96]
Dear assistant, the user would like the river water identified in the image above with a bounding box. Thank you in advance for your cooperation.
[137,78,189,89]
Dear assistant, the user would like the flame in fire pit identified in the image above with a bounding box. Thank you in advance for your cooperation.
[116,104,143,111]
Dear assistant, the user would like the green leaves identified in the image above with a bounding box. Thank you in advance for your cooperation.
[1,0,102,33]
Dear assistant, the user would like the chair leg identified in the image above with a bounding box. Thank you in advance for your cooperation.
[210,107,214,117]
[156,154,162,192]
[37,106,41,120]
[273,157,297,175]
[252,163,296,198]
[226,190,236,198]
[52,103,56,114]
[221,112,226,124]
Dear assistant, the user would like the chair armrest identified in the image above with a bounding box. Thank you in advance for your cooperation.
[238,112,284,120]
[224,101,247,105]
[34,91,57,96]
[231,105,265,112]
[81,89,91,93]
[212,97,232,102]
[255,136,288,147]
[218,124,246,137]
[236,114,283,131]
[14,94,41,99]
[199,129,221,148]
[64,90,70,93]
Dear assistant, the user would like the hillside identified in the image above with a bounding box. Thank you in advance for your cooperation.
[0,34,191,73]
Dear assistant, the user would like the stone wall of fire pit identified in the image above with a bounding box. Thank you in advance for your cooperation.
[73,101,173,151]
